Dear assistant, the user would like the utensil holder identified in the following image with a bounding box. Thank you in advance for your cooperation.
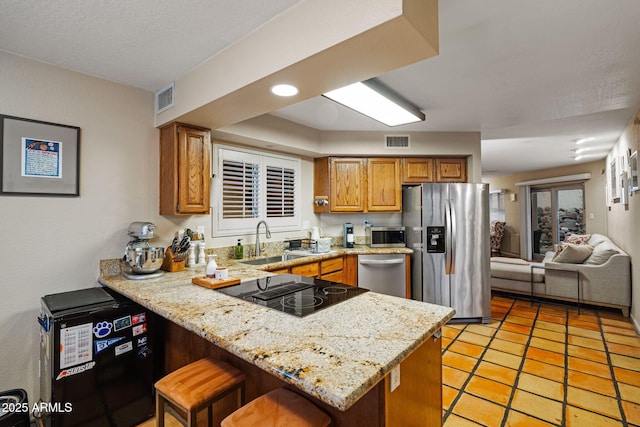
[161,247,185,272]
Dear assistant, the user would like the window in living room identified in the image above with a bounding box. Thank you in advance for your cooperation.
[489,190,506,222]
[530,183,585,257]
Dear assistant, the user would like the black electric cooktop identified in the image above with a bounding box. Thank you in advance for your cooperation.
[216,274,369,317]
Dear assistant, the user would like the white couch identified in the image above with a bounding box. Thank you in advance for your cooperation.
[490,234,631,316]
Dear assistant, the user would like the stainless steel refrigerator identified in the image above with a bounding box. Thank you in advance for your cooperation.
[402,183,490,323]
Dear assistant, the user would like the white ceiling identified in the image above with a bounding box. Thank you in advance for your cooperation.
[2,0,640,176]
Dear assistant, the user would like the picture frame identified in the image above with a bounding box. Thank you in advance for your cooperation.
[609,158,618,202]
[1,115,80,196]
[630,151,639,193]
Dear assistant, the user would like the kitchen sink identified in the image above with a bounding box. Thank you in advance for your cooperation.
[239,253,308,266]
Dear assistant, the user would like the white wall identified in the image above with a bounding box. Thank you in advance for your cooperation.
[605,112,640,329]
[0,52,160,403]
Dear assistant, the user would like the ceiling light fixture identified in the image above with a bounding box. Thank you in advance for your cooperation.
[323,78,425,127]
[271,84,299,97]
[575,137,592,145]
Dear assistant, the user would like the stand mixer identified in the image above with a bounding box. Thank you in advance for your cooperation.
[122,221,165,280]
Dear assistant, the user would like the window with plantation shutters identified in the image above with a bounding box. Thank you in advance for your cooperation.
[213,145,301,236]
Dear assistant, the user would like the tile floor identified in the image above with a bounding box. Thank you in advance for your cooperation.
[442,294,640,426]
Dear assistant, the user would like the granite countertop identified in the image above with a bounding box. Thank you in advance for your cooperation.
[98,247,454,411]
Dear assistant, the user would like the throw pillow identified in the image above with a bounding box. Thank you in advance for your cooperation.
[564,234,591,245]
[553,243,594,264]
[584,242,619,265]
[552,244,567,261]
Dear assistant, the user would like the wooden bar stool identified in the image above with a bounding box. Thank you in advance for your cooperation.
[155,357,246,427]
[221,388,331,427]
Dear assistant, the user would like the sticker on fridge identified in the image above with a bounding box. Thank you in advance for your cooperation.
[132,323,147,336]
[113,315,132,331]
[132,312,146,325]
[114,341,133,356]
[60,323,93,369]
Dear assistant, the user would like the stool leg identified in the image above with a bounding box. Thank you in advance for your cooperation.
[156,394,165,427]
[207,405,213,427]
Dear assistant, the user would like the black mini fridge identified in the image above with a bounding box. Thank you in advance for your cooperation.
[38,287,160,427]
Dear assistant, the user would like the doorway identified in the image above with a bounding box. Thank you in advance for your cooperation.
[530,184,585,258]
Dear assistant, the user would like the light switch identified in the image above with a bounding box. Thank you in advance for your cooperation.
[589,212,595,220]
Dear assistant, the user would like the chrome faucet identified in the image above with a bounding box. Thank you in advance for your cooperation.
[255,220,271,257]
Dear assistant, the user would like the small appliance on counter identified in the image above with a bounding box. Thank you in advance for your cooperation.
[122,222,165,280]
[365,226,406,248]
[343,222,354,248]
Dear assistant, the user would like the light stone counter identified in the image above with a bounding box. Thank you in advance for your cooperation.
[99,247,454,411]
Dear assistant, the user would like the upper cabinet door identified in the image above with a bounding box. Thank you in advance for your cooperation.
[402,158,434,183]
[435,158,467,183]
[367,158,401,212]
[159,122,211,215]
[329,157,366,212]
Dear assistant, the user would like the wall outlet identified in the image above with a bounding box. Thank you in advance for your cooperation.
[389,365,400,392]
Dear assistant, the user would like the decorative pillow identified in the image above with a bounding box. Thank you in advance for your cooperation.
[564,234,591,245]
[553,243,594,264]
[584,242,619,265]
[552,244,567,261]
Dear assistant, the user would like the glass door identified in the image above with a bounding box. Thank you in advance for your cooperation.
[530,184,585,258]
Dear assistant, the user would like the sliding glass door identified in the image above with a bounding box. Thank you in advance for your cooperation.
[530,184,585,257]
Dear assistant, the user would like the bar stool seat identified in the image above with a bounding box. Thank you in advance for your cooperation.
[221,388,331,427]
[155,357,246,427]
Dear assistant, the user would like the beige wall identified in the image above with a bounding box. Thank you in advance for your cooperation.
[605,111,640,328]
[484,159,607,256]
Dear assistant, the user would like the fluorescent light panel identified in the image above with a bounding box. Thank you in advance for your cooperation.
[323,79,425,127]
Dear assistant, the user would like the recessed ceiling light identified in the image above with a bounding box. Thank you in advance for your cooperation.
[575,137,592,145]
[271,84,299,97]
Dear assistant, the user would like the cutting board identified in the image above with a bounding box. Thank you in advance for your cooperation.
[192,276,241,289]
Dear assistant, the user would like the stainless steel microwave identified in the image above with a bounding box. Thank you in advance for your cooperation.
[365,226,406,248]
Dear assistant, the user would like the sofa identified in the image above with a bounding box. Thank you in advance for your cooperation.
[490,233,631,316]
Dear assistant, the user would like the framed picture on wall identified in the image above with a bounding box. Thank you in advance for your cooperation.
[609,158,619,202]
[0,115,80,196]
[630,151,639,193]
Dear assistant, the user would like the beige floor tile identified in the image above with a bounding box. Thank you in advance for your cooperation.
[517,372,564,402]
[567,370,616,397]
[621,400,640,425]
[567,326,601,340]
[452,393,506,426]
[465,323,498,336]
[532,327,566,343]
[607,341,640,358]
[567,344,607,364]
[530,336,566,354]
[614,366,640,385]
[535,319,567,333]
[442,365,470,389]
[489,338,525,356]
[449,340,485,358]
[495,329,530,345]
[474,361,518,386]
[566,405,623,427]
[602,324,638,337]
[604,333,640,347]
[443,385,459,410]
[505,410,559,427]
[567,334,605,351]
[566,386,622,420]
[505,315,535,326]
[443,413,484,427]
[537,313,567,325]
[610,353,640,372]
[443,351,478,372]
[618,382,640,404]
[483,348,523,370]
[568,356,611,379]
[501,322,533,335]
[457,330,493,347]
[442,326,462,339]
[600,317,636,330]
[526,347,565,368]
[465,375,513,406]
[510,389,563,425]
[522,359,565,383]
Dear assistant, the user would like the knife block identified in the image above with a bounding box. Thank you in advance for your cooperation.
[161,247,185,272]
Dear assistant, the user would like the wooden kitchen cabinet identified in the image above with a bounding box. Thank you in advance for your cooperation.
[320,257,344,282]
[314,157,401,213]
[290,261,319,277]
[159,122,211,215]
[367,158,402,212]
[402,157,434,183]
[435,157,467,183]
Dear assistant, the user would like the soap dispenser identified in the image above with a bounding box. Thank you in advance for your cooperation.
[235,239,244,259]
[206,254,217,278]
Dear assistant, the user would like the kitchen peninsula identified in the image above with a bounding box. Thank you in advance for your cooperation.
[98,251,454,426]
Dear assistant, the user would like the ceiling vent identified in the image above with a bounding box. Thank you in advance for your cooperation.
[385,135,410,149]
[155,82,174,114]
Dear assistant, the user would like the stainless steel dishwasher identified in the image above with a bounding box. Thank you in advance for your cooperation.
[357,254,407,298]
